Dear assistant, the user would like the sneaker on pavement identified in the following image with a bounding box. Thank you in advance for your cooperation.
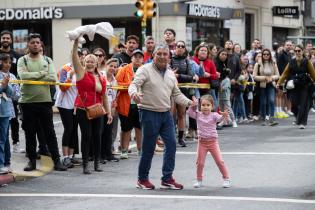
[54,159,67,171]
[222,179,232,188]
[62,157,74,168]
[252,115,259,121]
[120,151,129,159]
[155,145,164,152]
[13,142,25,153]
[193,180,203,188]
[106,156,120,162]
[137,180,155,190]
[310,108,315,113]
[280,112,289,118]
[269,118,278,126]
[232,121,238,128]
[286,111,294,116]
[3,165,12,173]
[0,167,9,174]
[161,177,184,190]
[71,157,82,165]
[299,124,305,129]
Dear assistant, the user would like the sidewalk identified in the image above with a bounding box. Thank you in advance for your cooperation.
[0,152,54,187]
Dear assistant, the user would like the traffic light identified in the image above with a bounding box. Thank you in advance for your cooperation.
[134,0,145,18]
[134,0,157,19]
[145,0,157,19]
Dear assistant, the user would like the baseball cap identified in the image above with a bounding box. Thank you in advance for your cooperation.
[132,49,144,57]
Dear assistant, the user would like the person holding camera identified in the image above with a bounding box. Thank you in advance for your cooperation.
[277,44,315,129]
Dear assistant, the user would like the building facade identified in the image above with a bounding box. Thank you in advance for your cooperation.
[0,0,304,68]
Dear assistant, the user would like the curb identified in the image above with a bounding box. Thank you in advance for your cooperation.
[0,155,54,186]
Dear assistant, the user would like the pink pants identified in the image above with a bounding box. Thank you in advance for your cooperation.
[196,138,229,181]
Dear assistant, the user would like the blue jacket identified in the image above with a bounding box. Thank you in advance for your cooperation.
[0,73,15,118]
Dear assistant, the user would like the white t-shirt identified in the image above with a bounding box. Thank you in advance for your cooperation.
[55,63,77,109]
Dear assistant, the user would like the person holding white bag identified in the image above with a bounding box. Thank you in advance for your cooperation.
[277,44,315,129]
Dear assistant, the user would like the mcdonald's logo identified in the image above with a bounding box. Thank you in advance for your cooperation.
[233,9,243,18]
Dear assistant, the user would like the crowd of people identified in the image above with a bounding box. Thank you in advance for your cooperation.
[0,27,315,190]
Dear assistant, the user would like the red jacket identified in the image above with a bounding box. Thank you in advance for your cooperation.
[193,56,218,84]
[75,72,106,108]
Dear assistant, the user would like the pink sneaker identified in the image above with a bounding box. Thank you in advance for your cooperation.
[161,177,184,190]
[137,180,155,190]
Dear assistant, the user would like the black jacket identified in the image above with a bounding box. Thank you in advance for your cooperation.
[277,50,291,75]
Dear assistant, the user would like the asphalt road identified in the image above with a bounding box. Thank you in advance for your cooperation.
[1,112,315,210]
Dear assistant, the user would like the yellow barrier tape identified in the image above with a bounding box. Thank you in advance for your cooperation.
[3,80,212,90]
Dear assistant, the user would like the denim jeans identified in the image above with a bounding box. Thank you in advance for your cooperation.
[259,84,276,119]
[233,92,246,119]
[210,89,218,111]
[138,109,176,182]
[0,117,10,168]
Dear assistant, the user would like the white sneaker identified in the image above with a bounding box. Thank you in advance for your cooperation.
[232,121,238,128]
[286,111,294,116]
[0,167,9,174]
[299,124,305,129]
[265,116,270,121]
[193,180,203,188]
[310,108,315,113]
[120,151,128,159]
[222,179,232,188]
[3,166,12,173]
[13,143,25,153]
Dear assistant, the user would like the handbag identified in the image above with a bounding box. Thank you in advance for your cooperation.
[85,103,106,120]
[79,92,106,120]
[286,80,295,90]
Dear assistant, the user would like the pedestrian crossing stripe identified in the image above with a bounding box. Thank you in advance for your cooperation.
[0,193,314,204]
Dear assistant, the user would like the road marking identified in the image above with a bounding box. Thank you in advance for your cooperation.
[176,151,315,156]
[0,193,314,204]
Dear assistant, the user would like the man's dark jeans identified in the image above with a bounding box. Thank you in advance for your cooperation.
[138,109,176,182]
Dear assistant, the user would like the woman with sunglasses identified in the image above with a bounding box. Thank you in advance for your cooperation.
[170,41,196,147]
[277,45,315,129]
[93,48,107,72]
[253,48,280,126]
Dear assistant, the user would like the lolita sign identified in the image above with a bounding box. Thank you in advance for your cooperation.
[188,4,220,18]
[0,7,63,20]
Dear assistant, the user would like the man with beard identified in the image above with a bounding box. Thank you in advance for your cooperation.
[0,30,23,153]
[17,33,66,171]
[113,35,139,67]
[224,40,241,87]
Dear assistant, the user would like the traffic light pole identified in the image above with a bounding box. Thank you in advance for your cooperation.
[141,18,147,47]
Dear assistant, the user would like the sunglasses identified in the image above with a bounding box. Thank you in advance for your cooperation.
[294,50,302,53]
[176,45,185,49]
[94,54,104,57]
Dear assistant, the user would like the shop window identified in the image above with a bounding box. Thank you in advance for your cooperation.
[186,17,226,51]
[0,20,52,57]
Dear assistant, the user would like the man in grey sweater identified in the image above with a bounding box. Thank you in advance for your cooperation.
[129,44,196,190]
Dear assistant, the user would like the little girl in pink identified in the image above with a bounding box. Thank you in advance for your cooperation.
[187,94,231,188]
